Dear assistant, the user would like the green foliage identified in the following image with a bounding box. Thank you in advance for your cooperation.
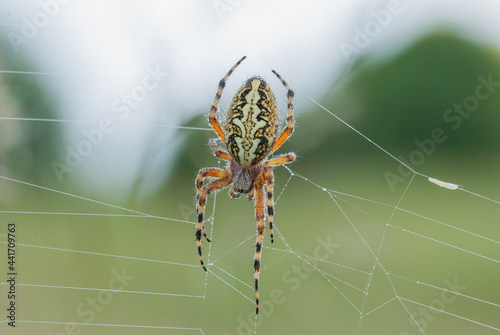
[317,31,500,152]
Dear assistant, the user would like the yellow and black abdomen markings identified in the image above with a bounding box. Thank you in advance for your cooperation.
[225,77,278,168]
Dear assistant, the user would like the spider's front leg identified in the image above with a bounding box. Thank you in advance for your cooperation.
[264,153,296,243]
[263,165,275,243]
[195,168,232,271]
[253,178,265,315]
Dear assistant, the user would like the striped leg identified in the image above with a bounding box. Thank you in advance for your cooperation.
[253,178,265,314]
[196,167,228,198]
[195,168,232,271]
[263,166,275,243]
[263,154,296,243]
[209,56,247,142]
[270,70,294,152]
[196,167,228,241]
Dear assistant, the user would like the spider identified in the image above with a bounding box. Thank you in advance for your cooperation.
[195,56,295,315]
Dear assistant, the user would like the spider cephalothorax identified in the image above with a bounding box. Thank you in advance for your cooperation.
[229,160,264,194]
[195,56,295,314]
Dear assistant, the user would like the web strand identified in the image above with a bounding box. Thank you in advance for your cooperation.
[0,175,191,225]
[0,117,212,131]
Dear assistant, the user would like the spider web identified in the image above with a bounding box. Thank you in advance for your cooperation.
[1,78,499,335]
[1,1,500,335]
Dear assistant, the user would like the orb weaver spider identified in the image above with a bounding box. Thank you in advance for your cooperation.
[195,56,295,314]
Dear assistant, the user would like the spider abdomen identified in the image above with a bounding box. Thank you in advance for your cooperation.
[225,77,278,168]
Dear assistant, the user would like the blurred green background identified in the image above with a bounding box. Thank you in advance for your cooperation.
[1,24,500,335]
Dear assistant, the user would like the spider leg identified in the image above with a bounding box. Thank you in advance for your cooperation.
[196,168,225,243]
[209,138,231,161]
[209,56,247,142]
[270,69,295,152]
[195,168,232,270]
[261,153,295,244]
[196,167,228,201]
[263,166,275,243]
[253,178,265,314]
[265,153,296,167]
